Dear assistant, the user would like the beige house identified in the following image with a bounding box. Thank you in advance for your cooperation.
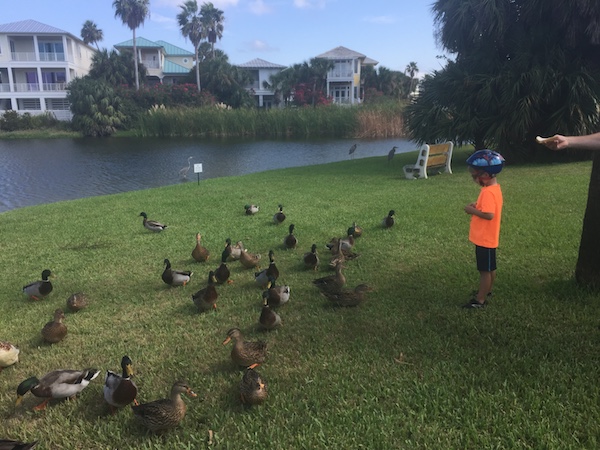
[236,58,286,108]
[0,19,96,120]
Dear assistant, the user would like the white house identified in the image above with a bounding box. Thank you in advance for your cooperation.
[236,58,286,108]
[0,20,96,120]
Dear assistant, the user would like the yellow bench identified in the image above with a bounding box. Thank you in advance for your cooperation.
[403,142,454,179]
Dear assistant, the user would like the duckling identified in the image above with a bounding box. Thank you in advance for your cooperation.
[131,380,197,432]
[222,328,267,368]
[16,368,100,411]
[214,248,232,284]
[104,355,138,413]
[41,309,67,344]
[22,269,53,301]
[313,261,346,293]
[239,243,261,270]
[226,238,243,262]
[382,210,395,228]
[254,250,279,289]
[244,204,259,215]
[139,212,167,232]
[258,294,282,330]
[192,271,219,312]
[0,439,38,449]
[351,221,363,238]
[66,292,88,312]
[0,341,19,372]
[191,233,210,262]
[321,284,374,307]
[263,278,290,307]
[239,367,268,406]
[161,259,193,287]
[303,243,320,271]
[273,204,286,224]
[283,223,298,249]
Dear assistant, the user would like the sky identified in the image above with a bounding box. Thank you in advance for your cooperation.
[2,0,449,76]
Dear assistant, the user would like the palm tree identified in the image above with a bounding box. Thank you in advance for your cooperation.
[177,0,203,92]
[200,2,224,59]
[404,61,419,95]
[80,20,104,50]
[113,0,150,91]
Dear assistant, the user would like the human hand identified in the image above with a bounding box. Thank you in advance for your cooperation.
[536,135,568,150]
[464,203,477,215]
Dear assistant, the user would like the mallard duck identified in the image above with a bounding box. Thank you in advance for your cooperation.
[139,212,167,232]
[239,367,268,406]
[258,294,282,330]
[239,243,261,269]
[382,210,395,228]
[214,248,232,284]
[131,380,197,432]
[41,309,67,344]
[313,261,346,293]
[192,271,218,312]
[303,243,320,271]
[352,221,363,238]
[162,259,193,287]
[327,235,359,269]
[22,269,53,301]
[104,355,138,412]
[326,227,356,253]
[66,292,88,312]
[222,328,267,368]
[16,368,100,411]
[254,250,279,288]
[0,440,38,450]
[273,204,286,224]
[321,284,374,307]
[225,238,243,262]
[191,233,210,262]
[283,223,298,249]
[263,278,290,307]
[244,204,259,215]
[0,341,19,372]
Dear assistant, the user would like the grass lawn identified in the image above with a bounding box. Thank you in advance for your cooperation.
[0,147,598,449]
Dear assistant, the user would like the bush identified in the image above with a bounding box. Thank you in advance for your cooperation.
[0,110,21,131]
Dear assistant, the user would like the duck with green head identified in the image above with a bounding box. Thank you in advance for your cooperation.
[22,269,53,301]
[162,259,193,287]
[139,212,167,232]
[273,204,286,224]
[259,293,282,330]
[303,243,320,271]
[254,250,279,289]
[245,204,259,215]
[104,355,138,413]
[214,248,232,284]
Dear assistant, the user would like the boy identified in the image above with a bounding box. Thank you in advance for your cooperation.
[463,149,505,308]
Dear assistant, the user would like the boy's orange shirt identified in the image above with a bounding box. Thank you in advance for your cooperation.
[469,183,503,248]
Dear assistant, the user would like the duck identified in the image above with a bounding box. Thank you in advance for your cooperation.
[214,248,232,284]
[191,233,210,262]
[273,204,286,224]
[313,261,346,294]
[139,212,167,232]
[22,269,53,301]
[320,284,374,307]
[131,380,197,432]
[326,227,356,253]
[16,368,100,411]
[254,250,279,289]
[351,221,363,238]
[0,440,38,450]
[41,309,67,344]
[239,243,261,270]
[328,235,360,269]
[225,238,243,262]
[66,292,88,312]
[382,210,395,228]
[0,341,20,372]
[191,271,219,312]
[222,328,267,369]
[258,294,282,330]
[244,204,259,215]
[239,367,268,406]
[104,355,138,413]
[263,278,290,307]
[283,223,298,249]
[303,243,320,271]
[162,259,193,287]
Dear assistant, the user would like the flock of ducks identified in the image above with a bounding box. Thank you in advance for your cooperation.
[0,203,396,445]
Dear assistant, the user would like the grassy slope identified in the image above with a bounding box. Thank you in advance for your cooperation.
[0,148,598,449]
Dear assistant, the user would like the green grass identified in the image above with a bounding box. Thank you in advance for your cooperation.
[1,148,599,449]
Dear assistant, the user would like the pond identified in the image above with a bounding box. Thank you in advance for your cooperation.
[0,137,417,213]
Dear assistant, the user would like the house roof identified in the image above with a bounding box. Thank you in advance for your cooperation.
[155,40,194,56]
[236,58,287,69]
[114,37,194,56]
[363,56,379,66]
[316,46,367,60]
[163,60,190,74]
[0,19,68,34]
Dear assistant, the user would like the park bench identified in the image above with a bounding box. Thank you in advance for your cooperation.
[402,142,454,179]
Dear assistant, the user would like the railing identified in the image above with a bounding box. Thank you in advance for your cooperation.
[142,60,160,69]
[0,84,11,92]
[42,82,67,91]
[7,83,67,92]
[39,52,65,62]
[328,71,353,78]
[10,52,66,62]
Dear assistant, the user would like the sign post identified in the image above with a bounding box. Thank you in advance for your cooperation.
[194,163,203,185]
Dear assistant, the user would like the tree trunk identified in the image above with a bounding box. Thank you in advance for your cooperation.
[195,46,201,92]
[133,29,139,91]
[575,152,600,289]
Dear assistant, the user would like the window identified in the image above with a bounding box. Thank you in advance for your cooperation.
[38,41,65,61]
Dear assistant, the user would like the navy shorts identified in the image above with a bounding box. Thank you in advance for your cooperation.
[475,245,497,272]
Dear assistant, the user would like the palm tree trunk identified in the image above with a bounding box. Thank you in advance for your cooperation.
[133,29,139,91]
[195,46,201,92]
[575,152,600,289]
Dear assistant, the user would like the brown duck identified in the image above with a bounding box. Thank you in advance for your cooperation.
[312,261,346,294]
[238,242,262,269]
[303,243,320,271]
[258,294,282,330]
[321,284,374,307]
[66,292,88,312]
[191,271,219,311]
[222,328,267,369]
[239,367,268,406]
[283,223,298,249]
[191,233,210,262]
[41,309,67,344]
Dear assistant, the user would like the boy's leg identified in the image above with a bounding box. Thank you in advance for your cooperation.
[476,270,493,304]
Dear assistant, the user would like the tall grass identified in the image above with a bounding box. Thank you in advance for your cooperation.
[0,148,599,449]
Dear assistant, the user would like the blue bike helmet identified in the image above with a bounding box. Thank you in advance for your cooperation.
[466,150,505,175]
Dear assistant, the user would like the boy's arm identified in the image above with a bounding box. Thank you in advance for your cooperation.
[464,203,494,220]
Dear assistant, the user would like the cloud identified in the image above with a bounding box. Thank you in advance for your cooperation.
[150,12,178,29]
[363,15,396,25]
[249,0,272,15]
[153,0,239,9]
[293,0,327,9]
[243,39,278,53]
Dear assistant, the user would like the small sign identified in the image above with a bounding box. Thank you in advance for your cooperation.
[194,163,203,173]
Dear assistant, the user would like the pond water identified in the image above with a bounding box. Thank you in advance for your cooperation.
[0,137,417,213]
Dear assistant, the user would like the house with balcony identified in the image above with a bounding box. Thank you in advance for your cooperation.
[114,38,194,85]
[236,58,286,108]
[0,19,96,120]
[315,46,378,105]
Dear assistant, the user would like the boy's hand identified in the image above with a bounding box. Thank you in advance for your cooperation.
[464,203,477,215]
